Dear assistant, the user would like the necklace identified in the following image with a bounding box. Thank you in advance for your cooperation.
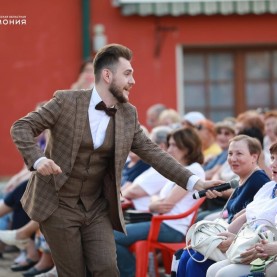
[239,166,260,186]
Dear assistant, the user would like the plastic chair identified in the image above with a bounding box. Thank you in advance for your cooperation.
[121,198,134,210]
[129,197,206,277]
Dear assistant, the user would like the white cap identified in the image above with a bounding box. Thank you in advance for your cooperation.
[183,112,206,126]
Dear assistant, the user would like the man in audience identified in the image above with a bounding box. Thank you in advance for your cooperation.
[146,103,167,130]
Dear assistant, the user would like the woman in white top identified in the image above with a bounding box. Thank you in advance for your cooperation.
[114,127,205,277]
[207,141,277,277]
[149,128,205,235]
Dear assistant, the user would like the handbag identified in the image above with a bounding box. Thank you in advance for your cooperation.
[185,218,229,262]
[185,186,238,263]
[226,219,277,264]
[124,209,153,223]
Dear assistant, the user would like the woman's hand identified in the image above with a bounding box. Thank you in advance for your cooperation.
[240,245,261,264]
[255,240,277,257]
[240,240,277,264]
[149,199,174,214]
[217,231,236,252]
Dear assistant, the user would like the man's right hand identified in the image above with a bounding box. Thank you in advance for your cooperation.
[37,158,62,176]
[194,179,224,198]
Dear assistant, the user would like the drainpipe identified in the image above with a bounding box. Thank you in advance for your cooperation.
[82,0,91,59]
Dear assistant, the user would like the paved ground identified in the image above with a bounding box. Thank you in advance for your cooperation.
[0,251,23,277]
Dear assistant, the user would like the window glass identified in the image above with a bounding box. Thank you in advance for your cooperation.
[246,82,270,106]
[208,54,234,81]
[184,84,205,108]
[273,51,277,78]
[246,52,270,79]
[182,49,277,121]
[209,83,233,107]
[274,82,277,105]
[183,54,205,81]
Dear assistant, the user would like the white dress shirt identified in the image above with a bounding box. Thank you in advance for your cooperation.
[89,87,111,149]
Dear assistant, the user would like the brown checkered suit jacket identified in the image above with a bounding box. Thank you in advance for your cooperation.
[11,89,194,233]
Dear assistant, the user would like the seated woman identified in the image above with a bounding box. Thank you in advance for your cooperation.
[114,127,205,277]
[197,121,236,221]
[121,125,151,187]
[206,141,277,277]
[176,134,270,277]
[121,151,150,187]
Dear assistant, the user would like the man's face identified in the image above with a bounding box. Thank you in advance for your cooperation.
[108,57,135,103]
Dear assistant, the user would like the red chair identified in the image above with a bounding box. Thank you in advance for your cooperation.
[121,198,134,210]
[129,197,206,277]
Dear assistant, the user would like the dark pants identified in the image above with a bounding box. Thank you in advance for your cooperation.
[4,180,30,230]
[177,249,215,277]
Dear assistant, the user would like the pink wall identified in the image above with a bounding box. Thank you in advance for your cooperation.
[0,0,82,175]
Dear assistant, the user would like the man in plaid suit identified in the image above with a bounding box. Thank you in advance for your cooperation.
[11,44,220,277]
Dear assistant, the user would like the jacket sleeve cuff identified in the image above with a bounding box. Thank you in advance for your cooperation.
[187,175,200,191]
[33,157,47,170]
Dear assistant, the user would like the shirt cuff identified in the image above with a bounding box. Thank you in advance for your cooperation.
[33,157,47,170]
[187,175,200,191]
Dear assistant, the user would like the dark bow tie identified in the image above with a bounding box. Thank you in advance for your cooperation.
[95,101,117,117]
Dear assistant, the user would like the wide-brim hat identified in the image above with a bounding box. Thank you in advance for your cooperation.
[215,120,236,134]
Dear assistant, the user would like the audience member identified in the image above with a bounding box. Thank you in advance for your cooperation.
[121,126,151,187]
[0,220,58,277]
[70,57,94,90]
[206,141,277,277]
[115,127,205,277]
[121,126,172,210]
[0,101,48,265]
[182,111,206,128]
[263,110,277,166]
[146,103,167,130]
[158,108,182,127]
[0,128,52,275]
[238,126,270,178]
[121,151,150,187]
[204,120,236,177]
[235,110,264,135]
[175,135,270,277]
[0,220,55,276]
[195,119,222,164]
[197,121,236,221]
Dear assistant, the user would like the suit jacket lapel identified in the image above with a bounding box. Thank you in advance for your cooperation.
[70,90,91,168]
[114,104,126,183]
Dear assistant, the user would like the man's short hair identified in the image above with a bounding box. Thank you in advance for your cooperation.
[93,44,132,82]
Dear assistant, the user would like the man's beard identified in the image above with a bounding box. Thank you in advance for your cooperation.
[109,81,128,103]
